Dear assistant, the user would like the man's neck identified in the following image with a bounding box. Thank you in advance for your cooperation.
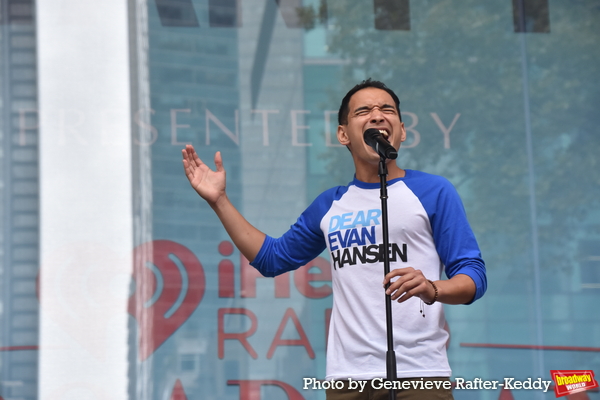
[355,162,405,183]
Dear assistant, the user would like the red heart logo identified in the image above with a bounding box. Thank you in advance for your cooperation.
[129,240,205,360]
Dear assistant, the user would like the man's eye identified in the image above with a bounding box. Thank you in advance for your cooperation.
[355,110,369,115]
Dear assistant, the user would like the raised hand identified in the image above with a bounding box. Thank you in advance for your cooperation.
[182,144,226,207]
[182,144,266,261]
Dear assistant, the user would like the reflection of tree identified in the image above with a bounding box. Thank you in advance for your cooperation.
[295,0,328,30]
[311,1,600,282]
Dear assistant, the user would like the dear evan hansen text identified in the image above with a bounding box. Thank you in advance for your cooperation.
[327,209,407,269]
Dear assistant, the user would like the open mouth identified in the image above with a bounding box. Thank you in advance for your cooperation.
[378,129,390,142]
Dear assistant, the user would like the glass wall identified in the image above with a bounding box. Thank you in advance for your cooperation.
[1,1,599,399]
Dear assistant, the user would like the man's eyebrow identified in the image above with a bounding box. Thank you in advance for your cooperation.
[353,106,370,113]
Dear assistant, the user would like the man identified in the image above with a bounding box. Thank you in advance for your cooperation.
[182,79,486,399]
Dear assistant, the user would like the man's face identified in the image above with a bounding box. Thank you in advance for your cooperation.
[337,87,406,165]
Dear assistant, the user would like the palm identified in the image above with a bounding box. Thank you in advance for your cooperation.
[182,145,226,205]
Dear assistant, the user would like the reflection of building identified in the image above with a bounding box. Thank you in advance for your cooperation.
[0,1,39,399]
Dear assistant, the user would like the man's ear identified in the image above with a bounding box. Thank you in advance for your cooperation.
[399,122,406,143]
[337,125,350,146]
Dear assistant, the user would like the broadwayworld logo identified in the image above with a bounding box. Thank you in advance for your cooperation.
[551,370,599,398]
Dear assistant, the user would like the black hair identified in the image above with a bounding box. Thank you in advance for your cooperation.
[337,79,402,125]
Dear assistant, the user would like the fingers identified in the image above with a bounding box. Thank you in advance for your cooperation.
[192,147,203,168]
[182,146,197,179]
[214,151,224,172]
[182,148,193,176]
[382,267,414,286]
[383,267,430,303]
[181,144,223,170]
[182,145,194,166]
[395,279,430,303]
[182,144,202,168]
[183,144,195,158]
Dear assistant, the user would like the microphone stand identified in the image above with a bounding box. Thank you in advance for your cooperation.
[379,155,397,400]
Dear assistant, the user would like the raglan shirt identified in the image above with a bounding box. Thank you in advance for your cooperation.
[251,169,486,381]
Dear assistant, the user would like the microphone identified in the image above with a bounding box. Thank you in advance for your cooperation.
[363,128,398,160]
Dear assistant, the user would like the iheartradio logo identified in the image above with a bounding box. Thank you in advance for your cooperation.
[128,240,206,360]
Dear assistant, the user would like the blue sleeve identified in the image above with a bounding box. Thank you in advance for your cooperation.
[405,173,487,303]
[250,186,346,277]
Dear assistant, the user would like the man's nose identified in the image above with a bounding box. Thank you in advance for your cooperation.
[370,109,385,123]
